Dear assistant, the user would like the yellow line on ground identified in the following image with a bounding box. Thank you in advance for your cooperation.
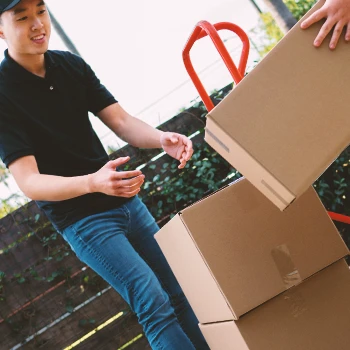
[118,334,144,350]
[64,312,124,350]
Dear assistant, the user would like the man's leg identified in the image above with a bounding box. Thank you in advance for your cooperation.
[60,206,195,350]
[124,196,210,350]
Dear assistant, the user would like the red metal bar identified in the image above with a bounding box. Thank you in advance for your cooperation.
[328,211,350,225]
[183,21,249,112]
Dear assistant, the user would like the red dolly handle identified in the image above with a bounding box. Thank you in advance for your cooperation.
[182,20,250,112]
[328,212,350,225]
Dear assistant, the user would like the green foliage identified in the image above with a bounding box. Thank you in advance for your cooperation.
[254,0,317,56]
[79,318,96,328]
[0,198,20,219]
[284,0,317,21]
[140,141,240,222]
[314,148,350,212]
[314,146,350,257]
[0,160,9,183]
[256,12,284,56]
[0,161,19,218]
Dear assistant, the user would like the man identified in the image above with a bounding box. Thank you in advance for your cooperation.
[0,0,347,348]
[0,0,209,349]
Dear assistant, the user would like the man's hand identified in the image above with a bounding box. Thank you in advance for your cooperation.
[301,0,350,49]
[88,156,144,197]
[160,132,194,169]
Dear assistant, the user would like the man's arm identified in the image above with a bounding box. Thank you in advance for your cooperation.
[97,103,193,169]
[97,102,163,148]
[9,155,144,201]
[301,0,350,49]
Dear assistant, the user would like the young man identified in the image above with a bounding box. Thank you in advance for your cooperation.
[0,0,210,349]
[0,0,347,348]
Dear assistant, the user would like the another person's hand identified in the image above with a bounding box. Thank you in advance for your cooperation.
[301,0,350,49]
[160,132,194,169]
[88,156,144,197]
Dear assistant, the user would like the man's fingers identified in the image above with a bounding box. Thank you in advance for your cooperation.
[117,187,142,198]
[301,9,326,29]
[183,138,193,160]
[113,176,145,197]
[108,156,130,169]
[314,18,337,46]
[330,21,345,49]
[185,148,194,161]
[114,170,143,179]
[345,22,350,41]
[116,174,144,188]
[183,136,192,146]
[177,152,187,169]
[164,132,178,143]
[178,161,186,169]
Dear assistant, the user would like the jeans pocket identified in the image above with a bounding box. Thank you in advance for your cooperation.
[61,226,78,253]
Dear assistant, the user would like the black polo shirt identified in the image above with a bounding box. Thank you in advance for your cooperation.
[0,49,129,230]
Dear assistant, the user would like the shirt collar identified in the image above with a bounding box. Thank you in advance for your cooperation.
[0,49,60,82]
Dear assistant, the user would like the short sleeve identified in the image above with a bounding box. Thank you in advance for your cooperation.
[0,100,34,168]
[72,54,117,115]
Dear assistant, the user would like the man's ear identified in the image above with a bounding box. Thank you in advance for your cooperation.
[0,18,4,40]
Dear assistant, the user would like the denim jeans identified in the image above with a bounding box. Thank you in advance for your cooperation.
[60,196,209,350]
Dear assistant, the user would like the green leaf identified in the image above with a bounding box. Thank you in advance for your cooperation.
[66,305,74,313]
[79,319,87,326]
[176,194,183,201]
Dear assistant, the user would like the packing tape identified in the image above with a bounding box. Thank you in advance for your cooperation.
[283,290,308,318]
[206,129,230,153]
[271,244,302,289]
[261,180,290,208]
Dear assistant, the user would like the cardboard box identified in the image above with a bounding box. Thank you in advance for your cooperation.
[199,259,350,350]
[205,0,350,210]
[154,178,349,323]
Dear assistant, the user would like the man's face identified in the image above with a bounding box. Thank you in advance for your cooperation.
[0,0,51,56]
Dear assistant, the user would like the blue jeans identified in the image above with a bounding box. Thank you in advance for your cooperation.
[60,196,209,350]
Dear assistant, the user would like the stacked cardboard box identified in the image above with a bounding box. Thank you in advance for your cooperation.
[199,259,350,349]
[155,179,349,348]
[155,1,350,348]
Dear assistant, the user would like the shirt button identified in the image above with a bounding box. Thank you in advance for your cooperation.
[50,86,54,90]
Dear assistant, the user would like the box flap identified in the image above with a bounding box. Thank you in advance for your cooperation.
[154,214,235,321]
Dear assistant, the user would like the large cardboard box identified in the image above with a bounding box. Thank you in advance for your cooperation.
[199,259,350,350]
[154,178,349,323]
[205,0,350,210]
